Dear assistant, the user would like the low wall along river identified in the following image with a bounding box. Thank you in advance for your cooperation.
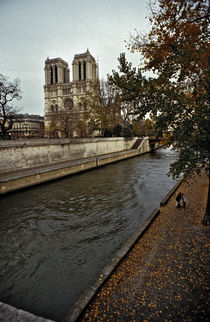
[0,142,178,321]
[0,137,154,195]
[0,137,138,171]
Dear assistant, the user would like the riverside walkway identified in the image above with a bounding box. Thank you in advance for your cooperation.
[66,171,209,322]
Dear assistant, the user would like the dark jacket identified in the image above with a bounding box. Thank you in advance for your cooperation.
[176,192,182,202]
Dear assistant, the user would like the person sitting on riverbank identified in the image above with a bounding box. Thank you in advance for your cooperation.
[176,192,182,208]
[182,193,186,209]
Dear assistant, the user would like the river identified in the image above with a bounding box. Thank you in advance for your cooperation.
[0,147,178,321]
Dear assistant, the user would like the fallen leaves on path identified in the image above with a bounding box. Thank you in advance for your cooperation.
[80,172,209,321]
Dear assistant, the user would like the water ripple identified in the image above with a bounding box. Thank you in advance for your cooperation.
[0,148,178,321]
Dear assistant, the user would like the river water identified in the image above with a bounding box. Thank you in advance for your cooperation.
[0,148,178,321]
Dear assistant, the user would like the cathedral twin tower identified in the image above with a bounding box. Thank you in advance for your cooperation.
[44,49,99,138]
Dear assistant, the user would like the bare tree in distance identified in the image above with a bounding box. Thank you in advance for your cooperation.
[0,74,22,139]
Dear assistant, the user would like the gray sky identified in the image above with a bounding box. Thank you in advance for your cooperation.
[0,0,150,116]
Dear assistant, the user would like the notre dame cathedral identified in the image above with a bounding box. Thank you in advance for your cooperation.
[44,49,99,138]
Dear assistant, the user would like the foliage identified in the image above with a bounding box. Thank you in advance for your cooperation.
[129,0,209,82]
[144,118,156,137]
[108,53,146,123]
[0,74,22,138]
[124,0,210,222]
[57,111,72,138]
[108,54,159,139]
[85,80,123,137]
[123,0,210,180]
[56,111,89,138]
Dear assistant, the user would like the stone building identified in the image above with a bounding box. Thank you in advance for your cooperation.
[44,49,99,138]
[5,114,44,139]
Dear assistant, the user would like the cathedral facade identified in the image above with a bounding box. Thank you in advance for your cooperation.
[44,49,98,137]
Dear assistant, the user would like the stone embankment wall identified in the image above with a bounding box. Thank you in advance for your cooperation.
[0,137,160,195]
[0,137,137,171]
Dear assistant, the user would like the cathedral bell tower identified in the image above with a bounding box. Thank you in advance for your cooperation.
[72,49,98,83]
[43,50,98,138]
[44,57,70,85]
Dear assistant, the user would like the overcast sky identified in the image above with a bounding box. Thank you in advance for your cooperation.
[0,0,150,116]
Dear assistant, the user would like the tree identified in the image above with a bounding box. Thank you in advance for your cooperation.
[108,53,145,124]
[86,80,123,137]
[56,110,89,138]
[114,0,210,223]
[0,74,22,139]
[144,118,155,137]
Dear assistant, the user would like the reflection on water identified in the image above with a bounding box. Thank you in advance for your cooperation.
[0,148,178,321]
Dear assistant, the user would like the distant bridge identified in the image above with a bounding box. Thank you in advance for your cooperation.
[149,138,161,149]
[132,137,161,151]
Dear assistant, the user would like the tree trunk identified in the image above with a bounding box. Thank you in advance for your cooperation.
[1,128,7,139]
[202,172,210,226]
